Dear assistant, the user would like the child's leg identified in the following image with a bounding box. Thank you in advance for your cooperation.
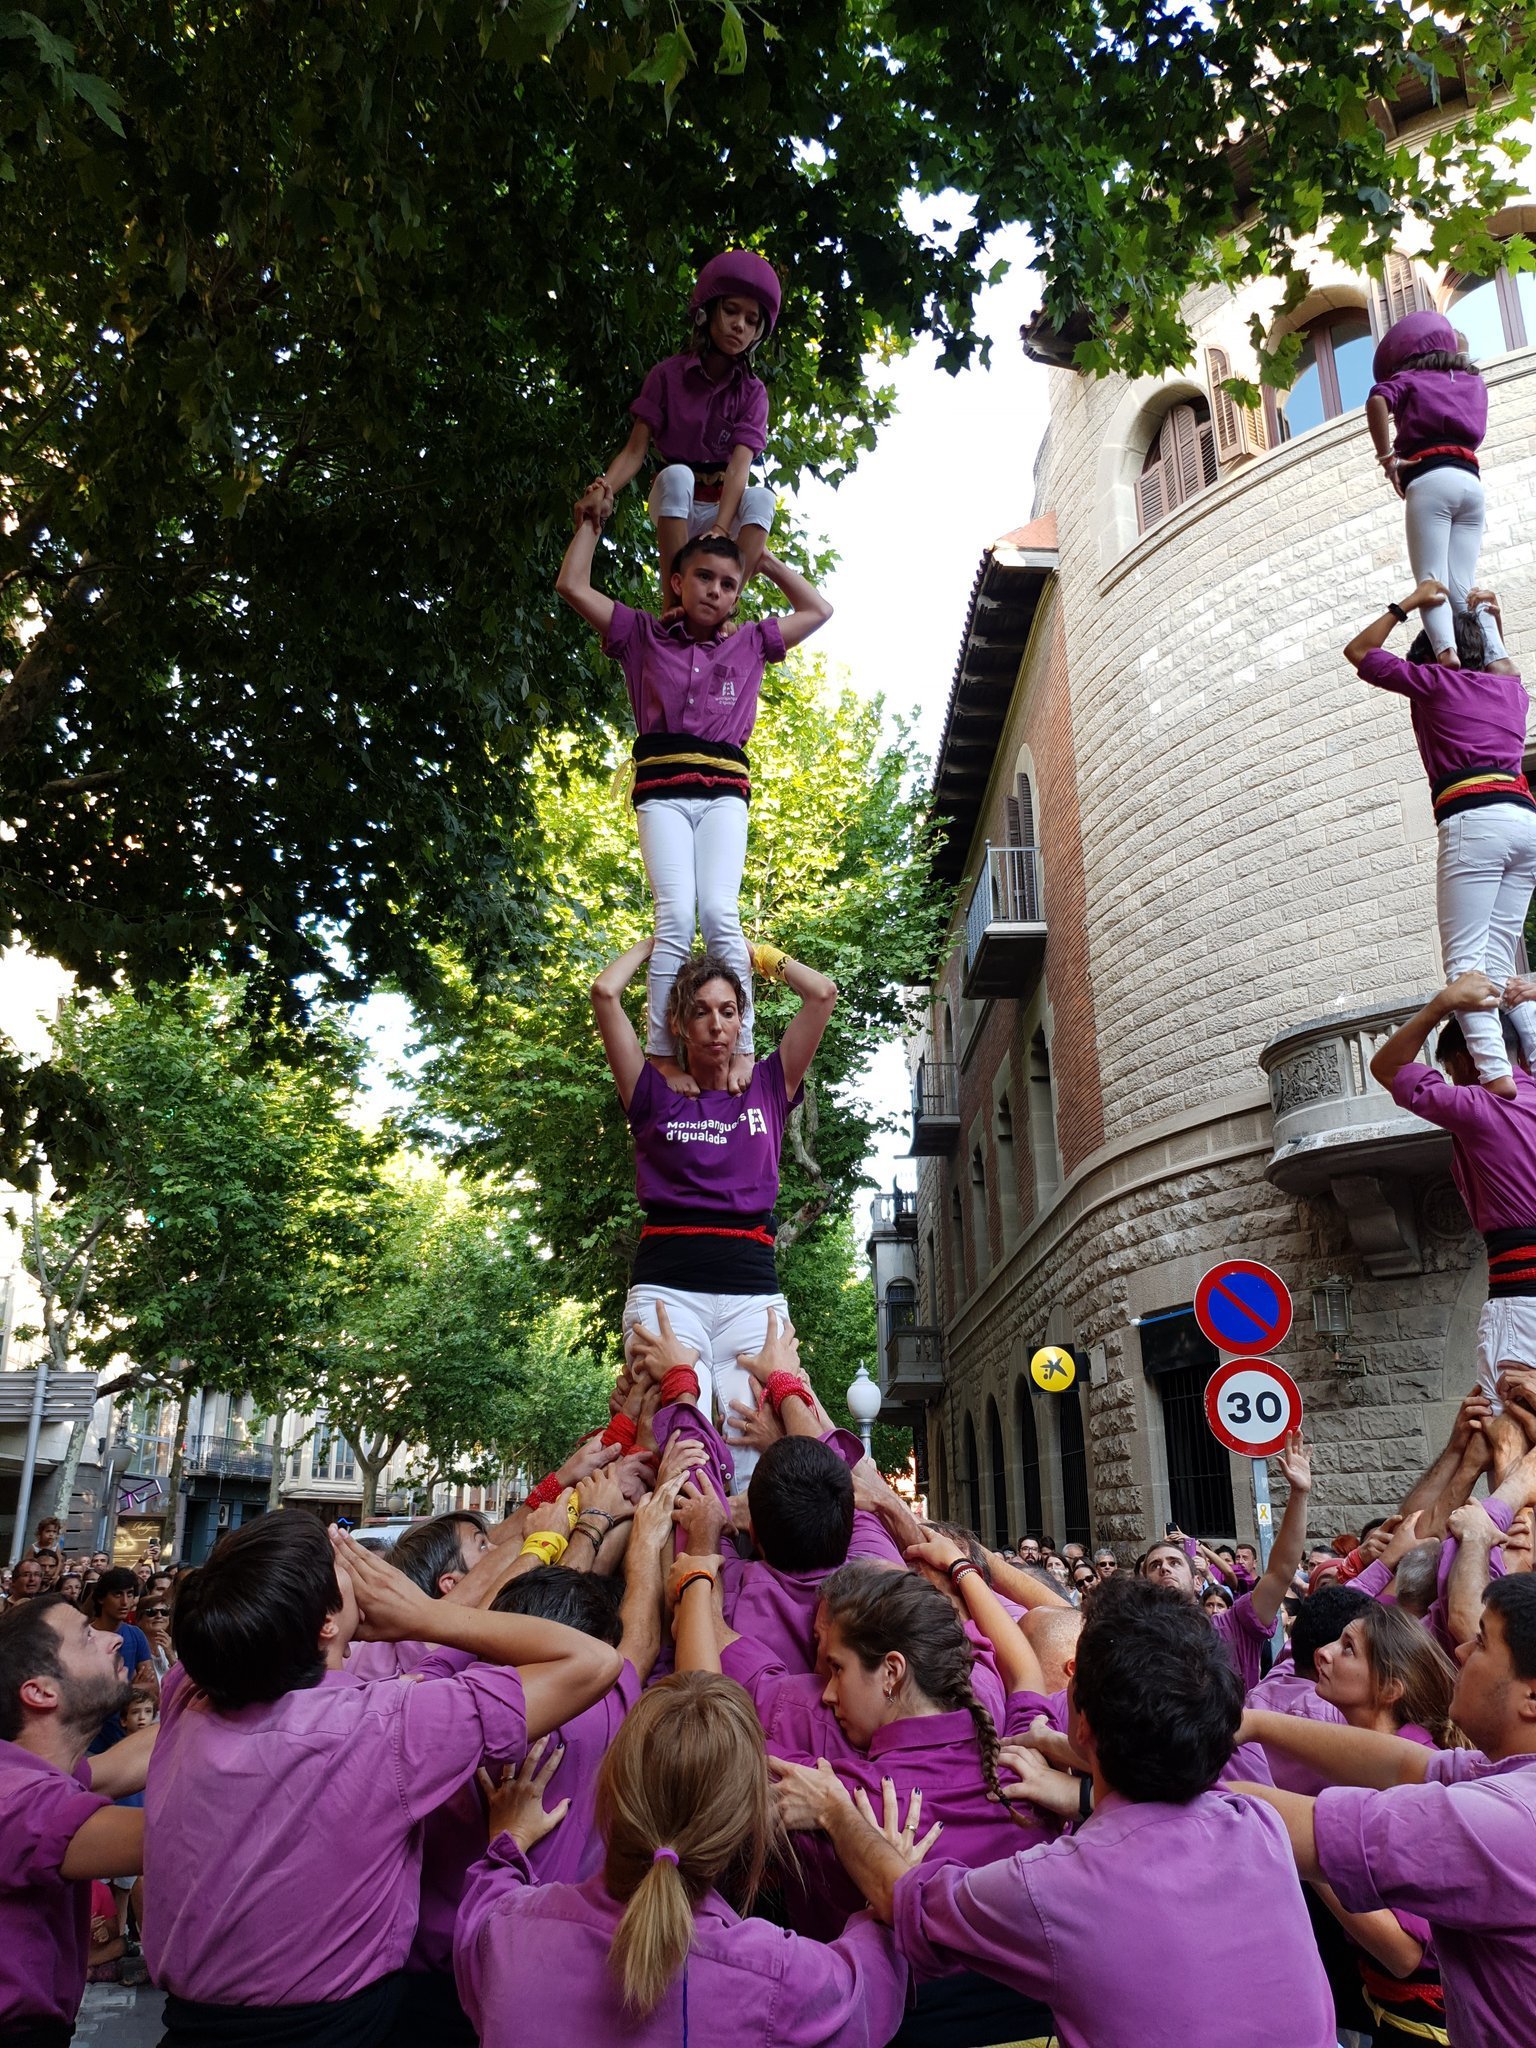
[635,799,699,1055]
[1443,473,1487,618]
[1437,810,1514,1081]
[1494,809,1536,1066]
[1403,472,1459,659]
[693,796,753,1057]
[648,464,700,597]
[731,483,777,582]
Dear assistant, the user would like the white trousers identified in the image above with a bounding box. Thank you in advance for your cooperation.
[621,1284,788,1484]
[648,464,776,540]
[1477,1295,1536,1407]
[1436,803,1536,1082]
[1403,467,1485,654]
[635,795,754,1056]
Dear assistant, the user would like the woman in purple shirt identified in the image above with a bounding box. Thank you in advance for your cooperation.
[593,935,836,1476]
[453,1671,910,2048]
[1346,580,1536,1093]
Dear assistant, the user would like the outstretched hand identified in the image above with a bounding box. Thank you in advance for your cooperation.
[1275,1429,1312,1495]
[737,1306,800,1388]
[481,1736,570,1851]
[852,1778,942,1869]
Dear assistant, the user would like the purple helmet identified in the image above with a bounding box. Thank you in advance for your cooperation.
[690,250,781,337]
[1372,309,1459,382]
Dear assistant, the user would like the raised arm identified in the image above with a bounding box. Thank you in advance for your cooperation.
[555,517,616,636]
[1399,1388,1494,1529]
[1369,972,1499,1090]
[590,937,653,1110]
[757,550,833,652]
[906,1533,1046,1697]
[574,418,652,530]
[1238,1709,1431,1790]
[1342,577,1448,671]
[1249,1432,1311,1630]
[711,443,754,542]
[760,949,838,1099]
[616,1479,685,1682]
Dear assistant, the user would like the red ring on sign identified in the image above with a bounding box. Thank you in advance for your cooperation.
[1203,1358,1302,1460]
[1194,1259,1294,1358]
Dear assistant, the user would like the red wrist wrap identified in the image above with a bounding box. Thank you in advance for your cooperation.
[659,1365,701,1406]
[1337,1548,1367,1581]
[765,1371,813,1415]
[602,1413,639,1450]
[525,1474,561,1509]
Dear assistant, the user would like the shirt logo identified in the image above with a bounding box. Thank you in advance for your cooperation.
[747,1108,767,1137]
[720,675,735,702]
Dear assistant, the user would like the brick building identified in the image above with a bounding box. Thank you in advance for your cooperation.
[890,129,1536,1553]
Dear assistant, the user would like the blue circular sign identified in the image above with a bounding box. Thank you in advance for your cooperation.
[1193,1260,1293,1358]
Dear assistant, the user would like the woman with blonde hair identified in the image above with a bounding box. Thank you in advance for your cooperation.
[453,1671,911,2047]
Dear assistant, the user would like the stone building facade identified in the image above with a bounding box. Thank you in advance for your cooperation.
[895,113,1536,1554]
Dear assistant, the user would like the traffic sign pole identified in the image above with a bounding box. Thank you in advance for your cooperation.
[1252,1460,1275,1573]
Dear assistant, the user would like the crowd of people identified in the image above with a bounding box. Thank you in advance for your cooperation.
[3,1336,1535,2048]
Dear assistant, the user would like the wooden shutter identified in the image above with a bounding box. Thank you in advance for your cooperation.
[1004,795,1022,847]
[1014,773,1036,847]
[1136,459,1166,533]
[1369,254,1431,338]
[1205,346,1245,462]
[1169,403,1205,505]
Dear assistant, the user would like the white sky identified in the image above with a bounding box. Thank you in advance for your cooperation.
[359,221,1055,1241]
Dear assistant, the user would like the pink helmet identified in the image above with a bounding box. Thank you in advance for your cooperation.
[690,250,781,337]
[1372,308,1459,382]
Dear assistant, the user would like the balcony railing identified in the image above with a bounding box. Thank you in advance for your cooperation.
[910,1057,960,1156]
[962,843,1046,1001]
[869,1188,918,1237]
[183,1433,274,1480]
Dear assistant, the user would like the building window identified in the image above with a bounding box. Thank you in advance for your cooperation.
[1056,1381,1091,1548]
[1136,399,1218,533]
[333,1437,356,1484]
[1027,1031,1060,1212]
[960,1413,982,1535]
[940,999,956,1068]
[1447,262,1536,361]
[1274,310,1375,441]
[994,1090,1021,1254]
[1005,773,1036,852]
[986,1398,1009,1549]
[1140,1310,1237,1535]
[1015,1380,1044,1540]
[949,1185,965,1304]
[969,1144,990,1283]
[925,1229,938,1324]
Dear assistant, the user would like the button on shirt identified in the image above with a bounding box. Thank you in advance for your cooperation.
[629,351,770,466]
[894,1788,1335,2048]
[605,601,785,748]
[0,1745,110,2026]
[144,1660,528,2006]
[1358,648,1529,787]
[455,1839,909,2048]
[1390,1064,1536,1231]
[1315,1748,1536,2048]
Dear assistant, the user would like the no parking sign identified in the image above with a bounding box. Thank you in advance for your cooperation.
[1194,1259,1293,1357]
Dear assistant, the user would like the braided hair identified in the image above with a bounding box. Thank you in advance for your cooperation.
[818,1560,1022,1823]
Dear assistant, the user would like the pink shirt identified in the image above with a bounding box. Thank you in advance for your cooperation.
[1359,647,1529,788]
[1316,1748,1536,2048]
[605,601,785,748]
[1209,1589,1273,1690]
[1245,1667,1347,1795]
[630,1049,799,1217]
[454,1838,908,2048]
[0,1745,110,2026]
[894,1788,1335,2048]
[144,1661,527,2005]
[1368,367,1487,458]
[630,351,770,466]
[1390,1065,1536,1233]
[345,1637,433,1682]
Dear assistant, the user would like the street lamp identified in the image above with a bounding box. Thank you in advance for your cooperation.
[847,1364,882,1456]
[1311,1272,1364,1375]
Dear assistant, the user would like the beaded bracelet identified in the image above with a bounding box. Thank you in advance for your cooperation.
[948,1561,982,1590]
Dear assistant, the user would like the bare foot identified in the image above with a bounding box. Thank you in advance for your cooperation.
[650,1055,700,1098]
[1486,1410,1529,1489]
[1486,1075,1519,1099]
[728,1053,754,1095]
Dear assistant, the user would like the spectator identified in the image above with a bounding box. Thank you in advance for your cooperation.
[8,1559,44,1603]
[85,1571,158,1747]
[135,1596,174,1683]
[35,1549,63,1592]
[1070,1562,1099,1602]
[34,1516,64,1555]
[59,1572,84,1609]
[1093,1548,1118,1581]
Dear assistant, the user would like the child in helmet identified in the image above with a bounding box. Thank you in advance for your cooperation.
[577,250,780,596]
[1367,310,1499,666]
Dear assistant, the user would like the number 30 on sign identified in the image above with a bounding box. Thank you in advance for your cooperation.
[1203,1359,1303,1460]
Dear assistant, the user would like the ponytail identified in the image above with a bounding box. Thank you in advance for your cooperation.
[597,1674,772,2016]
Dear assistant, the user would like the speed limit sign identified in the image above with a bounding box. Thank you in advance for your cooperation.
[1203,1358,1302,1459]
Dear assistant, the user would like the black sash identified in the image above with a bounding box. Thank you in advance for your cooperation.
[158,1972,405,2048]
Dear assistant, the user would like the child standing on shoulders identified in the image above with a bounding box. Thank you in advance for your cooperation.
[1368,310,1489,664]
[1345,581,1536,1095]
[578,251,781,597]
[557,519,830,1096]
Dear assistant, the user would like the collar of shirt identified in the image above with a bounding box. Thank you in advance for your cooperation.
[573,1875,741,1931]
[661,615,725,648]
[868,1709,978,1761]
[680,353,749,391]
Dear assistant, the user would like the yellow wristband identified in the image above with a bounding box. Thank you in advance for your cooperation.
[520,1531,569,1566]
[750,942,788,984]
[567,1488,582,1531]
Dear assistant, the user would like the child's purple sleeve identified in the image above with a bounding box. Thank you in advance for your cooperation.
[629,361,669,434]
[732,376,769,456]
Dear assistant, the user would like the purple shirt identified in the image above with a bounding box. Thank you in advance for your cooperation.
[144,1660,527,2005]
[1210,1589,1273,1690]
[1316,1748,1536,2048]
[894,1787,1334,2048]
[1358,647,1529,788]
[345,1636,433,1682]
[630,1049,800,1216]
[630,351,770,466]
[454,1838,908,2048]
[1390,1064,1536,1233]
[0,1745,110,2026]
[1245,1667,1347,1796]
[605,600,785,747]
[1369,367,1488,458]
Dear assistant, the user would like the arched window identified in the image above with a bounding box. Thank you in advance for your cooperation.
[1447,260,1536,362]
[961,1413,982,1536]
[1005,772,1035,851]
[885,1276,916,1337]
[1274,310,1374,441]
[986,1398,1009,1549]
[949,1184,965,1303]
[1136,399,1218,534]
[940,998,956,1069]
[1015,1379,1044,1539]
[1057,1384,1091,1548]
